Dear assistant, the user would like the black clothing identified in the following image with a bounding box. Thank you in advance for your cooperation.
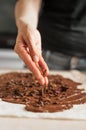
[0,0,16,33]
[38,0,86,58]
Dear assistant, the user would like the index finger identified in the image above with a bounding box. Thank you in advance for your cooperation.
[15,43,45,85]
[39,55,49,76]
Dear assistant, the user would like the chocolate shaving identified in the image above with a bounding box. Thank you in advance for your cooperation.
[0,72,86,112]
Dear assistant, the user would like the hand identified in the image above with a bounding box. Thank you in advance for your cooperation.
[14,21,49,85]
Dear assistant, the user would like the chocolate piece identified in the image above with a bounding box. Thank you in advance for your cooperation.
[0,72,86,113]
[42,69,47,77]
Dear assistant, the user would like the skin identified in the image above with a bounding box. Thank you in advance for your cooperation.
[15,0,49,85]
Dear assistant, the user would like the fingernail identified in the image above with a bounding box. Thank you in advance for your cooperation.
[32,55,39,62]
[47,68,49,75]
[39,78,45,85]
[45,77,48,86]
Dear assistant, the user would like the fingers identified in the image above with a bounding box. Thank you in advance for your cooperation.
[14,41,46,85]
[15,30,49,86]
[39,55,49,76]
[39,56,49,86]
[44,76,49,87]
[23,32,39,62]
[23,29,42,63]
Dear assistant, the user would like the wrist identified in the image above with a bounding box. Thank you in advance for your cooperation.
[16,16,38,31]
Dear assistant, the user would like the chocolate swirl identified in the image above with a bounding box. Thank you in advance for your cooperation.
[0,72,86,112]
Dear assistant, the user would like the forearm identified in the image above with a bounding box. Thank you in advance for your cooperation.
[15,0,41,29]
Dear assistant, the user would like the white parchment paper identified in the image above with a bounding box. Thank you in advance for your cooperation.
[0,70,86,120]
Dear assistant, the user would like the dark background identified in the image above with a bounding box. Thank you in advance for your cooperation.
[0,0,17,33]
[0,0,17,49]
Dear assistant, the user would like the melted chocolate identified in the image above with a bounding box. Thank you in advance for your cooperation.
[0,72,86,112]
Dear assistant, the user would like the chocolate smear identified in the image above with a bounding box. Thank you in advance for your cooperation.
[0,72,86,112]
